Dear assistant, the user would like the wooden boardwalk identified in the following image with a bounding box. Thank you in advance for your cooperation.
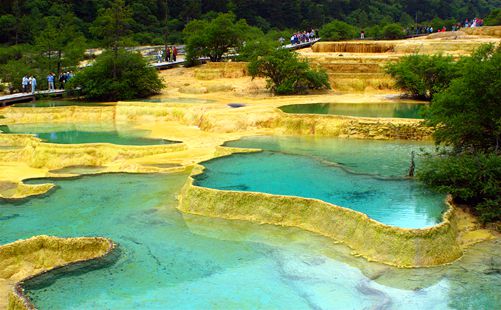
[1,39,321,106]
[0,90,65,106]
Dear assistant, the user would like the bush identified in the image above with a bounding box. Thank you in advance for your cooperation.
[248,48,330,95]
[183,13,262,66]
[426,44,501,153]
[417,45,501,224]
[485,8,501,26]
[67,49,163,101]
[382,23,405,39]
[385,54,460,99]
[418,153,501,223]
[319,20,356,41]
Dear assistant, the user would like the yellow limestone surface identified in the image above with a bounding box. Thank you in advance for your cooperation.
[0,236,114,310]
[180,173,464,268]
[0,35,498,300]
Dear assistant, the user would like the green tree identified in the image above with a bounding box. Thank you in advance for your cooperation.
[318,20,356,41]
[67,50,163,101]
[425,44,501,153]
[90,0,133,78]
[34,7,86,75]
[385,54,461,100]
[485,8,501,26]
[418,44,501,224]
[382,23,405,39]
[248,46,330,95]
[183,13,261,65]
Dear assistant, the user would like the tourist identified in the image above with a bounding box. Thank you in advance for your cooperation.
[59,72,67,89]
[360,30,365,39]
[30,75,37,94]
[156,49,163,63]
[170,46,175,62]
[172,46,178,62]
[165,46,171,62]
[47,73,55,92]
[22,75,29,93]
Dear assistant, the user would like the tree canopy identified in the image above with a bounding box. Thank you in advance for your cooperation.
[1,0,499,45]
[416,44,501,223]
[183,13,261,64]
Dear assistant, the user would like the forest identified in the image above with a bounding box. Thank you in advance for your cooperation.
[1,0,500,45]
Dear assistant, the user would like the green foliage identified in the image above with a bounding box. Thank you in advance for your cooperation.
[417,44,501,224]
[418,153,501,223]
[67,49,163,101]
[485,8,501,26]
[248,47,330,95]
[319,20,356,41]
[1,0,500,46]
[34,7,86,74]
[381,23,405,39]
[183,13,262,65]
[90,0,133,51]
[385,54,461,100]
[426,44,501,153]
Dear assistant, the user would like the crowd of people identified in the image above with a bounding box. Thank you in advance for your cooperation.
[156,46,178,63]
[281,30,317,45]
[20,71,74,94]
[412,17,485,35]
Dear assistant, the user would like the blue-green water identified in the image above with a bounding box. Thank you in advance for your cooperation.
[279,102,427,118]
[1,173,500,309]
[196,152,443,229]
[11,100,113,108]
[0,123,173,146]
[225,136,434,177]
[132,98,215,104]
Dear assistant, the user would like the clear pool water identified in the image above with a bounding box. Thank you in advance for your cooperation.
[12,100,113,108]
[1,173,499,309]
[225,136,435,178]
[279,102,427,118]
[132,98,215,104]
[196,152,444,228]
[0,123,173,146]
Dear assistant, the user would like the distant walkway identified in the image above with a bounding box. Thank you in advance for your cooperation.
[0,90,65,106]
[1,40,322,106]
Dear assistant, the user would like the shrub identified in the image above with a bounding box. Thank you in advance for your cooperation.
[385,54,460,99]
[417,45,501,224]
[426,44,501,153]
[67,49,163,101]
[485,8,501,26]
[418,153,501,223]
[319,20,356,41]
[183,13,262,66]
[248,48,330,95]
[382,23,405,39]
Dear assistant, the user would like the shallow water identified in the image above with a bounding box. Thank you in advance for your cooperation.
[12,100,113,108]
[225,136,435,178]
[196,151,444,228]
[132,98,215,104]
[1,173,499,309]
[207,136,445,228]
[0,123,173,146]
[279,102,427,118]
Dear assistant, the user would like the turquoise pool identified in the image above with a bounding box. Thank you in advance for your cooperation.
[279,102,427,118]
[0,123,174,146]
[11,100,113,108]
[200,136,444,228]
[1,173,500,309]
[224,136,434,177]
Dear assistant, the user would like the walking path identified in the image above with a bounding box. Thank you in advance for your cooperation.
[0,90,65,106]
[0,39,321,106]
